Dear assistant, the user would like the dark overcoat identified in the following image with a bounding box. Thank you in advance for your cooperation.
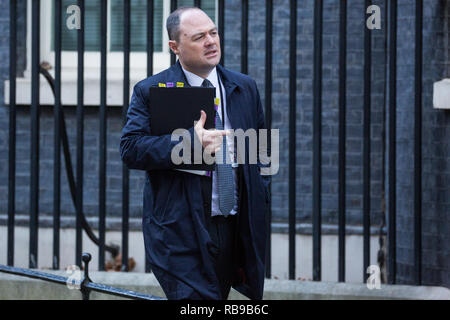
[120,61,270,300]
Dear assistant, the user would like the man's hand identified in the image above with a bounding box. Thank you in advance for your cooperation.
[194,110,230,155]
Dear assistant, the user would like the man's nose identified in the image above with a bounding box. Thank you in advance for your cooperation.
[204,33,215,46]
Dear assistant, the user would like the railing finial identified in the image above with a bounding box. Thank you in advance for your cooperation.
[82,252,91,265]
[81,252,92,300]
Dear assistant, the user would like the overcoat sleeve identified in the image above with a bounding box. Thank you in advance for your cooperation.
[120,82,197,171]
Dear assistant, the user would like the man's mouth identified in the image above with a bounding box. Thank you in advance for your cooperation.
[205,49,218,58]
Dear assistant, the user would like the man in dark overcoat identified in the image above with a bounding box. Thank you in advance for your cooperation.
[120,6,271,300]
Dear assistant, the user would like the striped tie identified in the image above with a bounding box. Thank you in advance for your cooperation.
[202,79,235,216]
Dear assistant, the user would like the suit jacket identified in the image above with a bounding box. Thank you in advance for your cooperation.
[120,61,270,300]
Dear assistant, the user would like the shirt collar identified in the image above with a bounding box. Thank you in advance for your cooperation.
[181,65,219,88]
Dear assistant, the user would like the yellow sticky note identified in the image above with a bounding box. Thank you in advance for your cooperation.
[214,97,220,106]
[158,83,166,87]
[176,82,184,87]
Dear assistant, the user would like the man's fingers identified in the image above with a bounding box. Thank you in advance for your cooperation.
[204,144,217,155]
[201,128,232,150]
[196,110,207,129]
[208,129,230,137]
[222,129,232,136]
[203,135,223,147]
[205,145,222,156]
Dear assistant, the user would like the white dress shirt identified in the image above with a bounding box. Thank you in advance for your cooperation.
[179,66,238,216]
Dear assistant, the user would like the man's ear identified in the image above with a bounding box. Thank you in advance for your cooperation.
[169,40,179,55]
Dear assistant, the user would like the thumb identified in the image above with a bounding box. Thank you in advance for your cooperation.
[197,110,207,128]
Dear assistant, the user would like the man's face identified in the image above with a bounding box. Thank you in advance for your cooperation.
[170,10,221,76]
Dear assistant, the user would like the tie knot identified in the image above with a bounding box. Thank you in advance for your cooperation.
[201,79,215,88]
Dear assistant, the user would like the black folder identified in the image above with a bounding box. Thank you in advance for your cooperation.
[148,86,216,170]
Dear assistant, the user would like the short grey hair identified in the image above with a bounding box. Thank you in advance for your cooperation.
[166,7,202,42]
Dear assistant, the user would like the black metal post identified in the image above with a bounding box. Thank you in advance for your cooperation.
[288,0,297,281]
[122,0,131,272]
[81,253,92,300]
[264,0,273,279]
[145,0,155,274]
[363,0,372,283]
[388,0,397,285]
[380,0,388,285]
[8,0,17,267]
[76,0,85,268]
[99,0,107,271]
[194,0,201,8]
[147,0,154,78]
[241,0,248,75]
[170,0,177,65]
[218,0,225,66]
[53,0,62,270]
[414,0,423,286]
[29,0,40,269]
[338,0,347,283]
[312,0,323,282]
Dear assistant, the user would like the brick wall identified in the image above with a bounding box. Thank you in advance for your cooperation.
[394,0,417,286]
[0,0,27,212]
[423,0,450,286]
[393,0,450,286]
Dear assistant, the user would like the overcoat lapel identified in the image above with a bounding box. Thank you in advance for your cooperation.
[165,61,191,87]
[217,64,239,130]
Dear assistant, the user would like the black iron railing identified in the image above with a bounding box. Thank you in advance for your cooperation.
[0,253,165,300]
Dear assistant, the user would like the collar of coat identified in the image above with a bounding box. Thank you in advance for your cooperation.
[166,60,242,98]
